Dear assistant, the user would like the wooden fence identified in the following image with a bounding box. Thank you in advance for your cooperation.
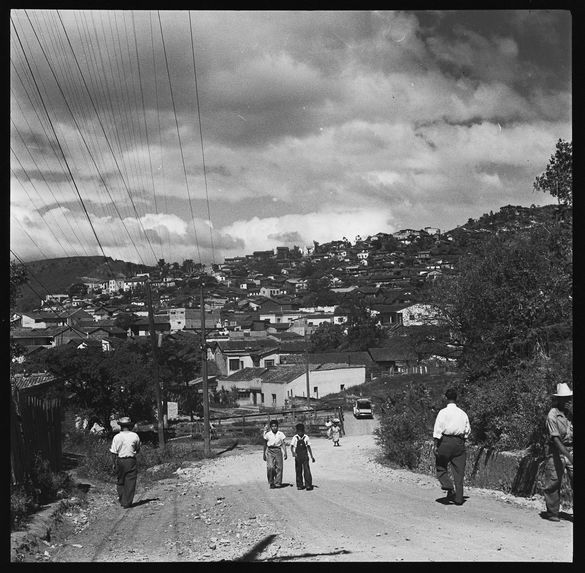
[11,392,62,485]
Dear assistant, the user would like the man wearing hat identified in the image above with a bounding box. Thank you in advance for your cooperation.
[542,383,573,522]
[109,416,141,508]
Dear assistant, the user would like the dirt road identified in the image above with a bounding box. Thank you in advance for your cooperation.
[45,416,572,562]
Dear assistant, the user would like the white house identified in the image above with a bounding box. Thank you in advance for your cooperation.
[398,303,445,326]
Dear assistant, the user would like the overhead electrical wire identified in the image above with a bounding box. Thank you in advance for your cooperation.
[11,248,90,331]
[53,10,160,265]
[157,10,202,265]
[149,10,171,262]
[11,216,51,260]
[10,111,91,257]
[131,11,163,261]
[11,16,116,278]
[188,11,216,266]
[10,154,77,258]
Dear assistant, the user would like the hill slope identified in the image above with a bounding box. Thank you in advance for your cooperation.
[15,256,153,312]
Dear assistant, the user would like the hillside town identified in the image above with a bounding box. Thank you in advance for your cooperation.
[11,204,557,412]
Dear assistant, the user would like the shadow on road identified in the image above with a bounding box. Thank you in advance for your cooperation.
[435,495,469,505]
[129,498,160,508]
[235,534,278,561]
[235,534,351,562]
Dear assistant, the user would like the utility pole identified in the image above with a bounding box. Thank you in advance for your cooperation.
[146,280,165,451]
[200,282,211,457]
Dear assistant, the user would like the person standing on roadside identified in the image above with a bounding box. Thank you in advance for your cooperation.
[542,383,573,522]
[109,416,141,509]
[263,420,288,488]
[432,388,471,505]
[290,423,316,490]
[330,418,342,446]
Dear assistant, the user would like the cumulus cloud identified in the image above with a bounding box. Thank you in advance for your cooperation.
[10,10,571,265]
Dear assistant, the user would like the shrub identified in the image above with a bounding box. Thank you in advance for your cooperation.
[10,452,76,531]
[374,382,438,469]
[461,355,571,453]
[10,484,35,531]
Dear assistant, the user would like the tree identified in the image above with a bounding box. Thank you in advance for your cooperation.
[67,282,88,299]
[309,323,346,352]
[428,222,572,377]
[114,312,138,331]
[10,261,28,363]
[10,261,27,312]
[534,139,572,207]
[42,339,157,429]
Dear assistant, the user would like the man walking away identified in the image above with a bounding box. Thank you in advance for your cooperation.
[263,420,288,488]
[110,416,141,508]
[432,388,471,505]
[542,383,573,522]
[291,423,316,490]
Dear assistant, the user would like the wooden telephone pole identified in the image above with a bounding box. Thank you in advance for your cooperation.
[146,280,165,451]
[200,283,211,457]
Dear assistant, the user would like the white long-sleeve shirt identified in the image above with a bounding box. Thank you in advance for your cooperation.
[433,403,471,440]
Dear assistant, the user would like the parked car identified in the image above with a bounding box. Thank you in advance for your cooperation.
[353,398,373,419]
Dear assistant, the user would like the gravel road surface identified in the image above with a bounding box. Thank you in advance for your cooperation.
[41,416,572,562]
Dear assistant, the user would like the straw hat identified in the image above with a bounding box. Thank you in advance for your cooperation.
[118,416,133,427]
[553,383,573,397]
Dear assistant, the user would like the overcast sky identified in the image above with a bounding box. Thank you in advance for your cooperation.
[10,9,572,267]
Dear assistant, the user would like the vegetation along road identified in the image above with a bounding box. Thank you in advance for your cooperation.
[46,417,572,562]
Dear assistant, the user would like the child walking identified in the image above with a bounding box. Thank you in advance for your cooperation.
[331,418,341,446]
[290,423,315,490]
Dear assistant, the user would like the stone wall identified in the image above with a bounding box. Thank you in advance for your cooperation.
[416,441,572,508]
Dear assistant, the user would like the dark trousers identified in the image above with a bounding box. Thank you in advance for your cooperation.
[543,449,573,516]
[116,457,137,507]
[435,436,466,503]
[295,455,312,488]
[266,448,283,486]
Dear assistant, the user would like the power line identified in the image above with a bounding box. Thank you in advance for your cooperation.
[54,10,159,265]
[131,11,162,261]
[188,11,216,266]
[11,16,116,278]
[11,216,51,260]
[157,10,202,265]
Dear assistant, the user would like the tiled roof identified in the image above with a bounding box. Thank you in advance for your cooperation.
[222,367,267,382]
[280,351,375,367]
[216,340,280,352]
[260,364,310,385]
[12,372,57,391]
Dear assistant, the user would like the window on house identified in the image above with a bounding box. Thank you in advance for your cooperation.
[313,386,318,393]
[340,384,345,391]
[272,394,277,405]
[261,393,265,404]
[229,358,241,371]
[265,359,275,367]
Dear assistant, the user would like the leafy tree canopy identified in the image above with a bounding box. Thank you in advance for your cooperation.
[534,139,572,206]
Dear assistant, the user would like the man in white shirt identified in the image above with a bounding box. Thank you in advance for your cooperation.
[263,420,288,488]
[110,416,141,508]
[432,388,471,505]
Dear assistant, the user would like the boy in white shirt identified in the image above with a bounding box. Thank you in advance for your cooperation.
[263,420,288,488]
[290,423,316,490]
